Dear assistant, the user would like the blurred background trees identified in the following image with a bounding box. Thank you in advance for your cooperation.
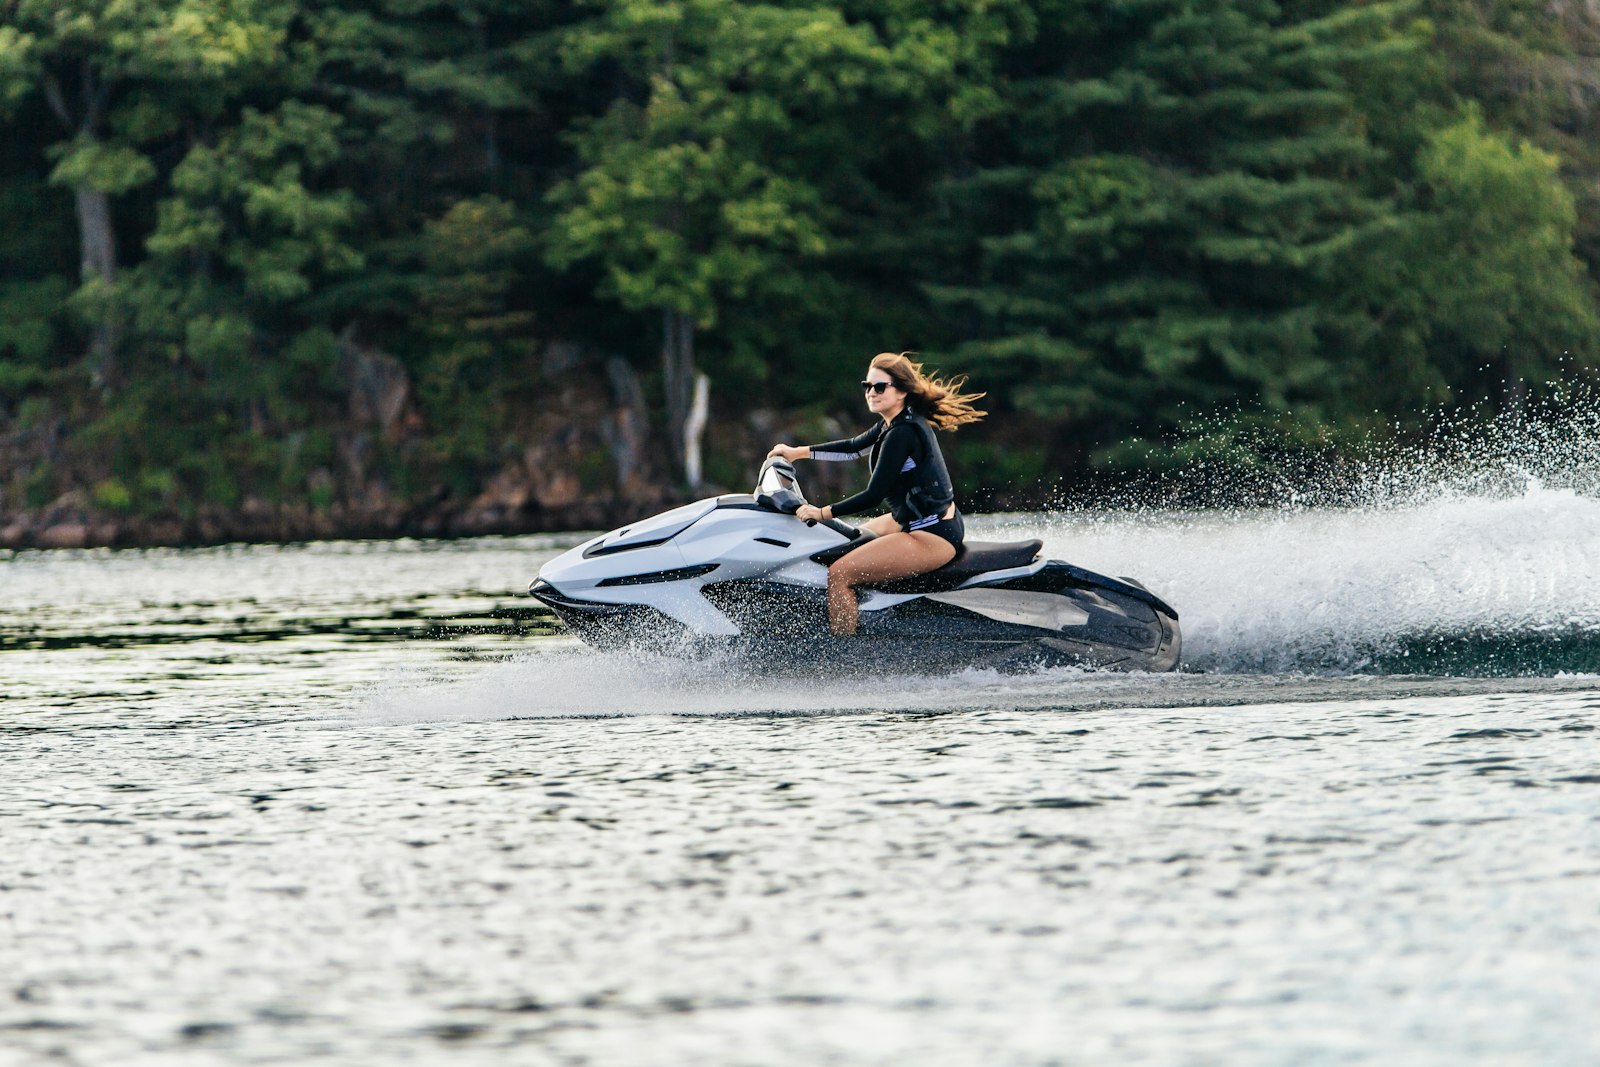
[1,0,1598,528]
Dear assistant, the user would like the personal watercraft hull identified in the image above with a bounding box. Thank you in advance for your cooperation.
[528,462,1179,673]
[530,541,1180,673]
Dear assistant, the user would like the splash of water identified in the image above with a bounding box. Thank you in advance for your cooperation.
[1008,395,1600,674]
[1101,390,1600,510]
[995,484,1600,674]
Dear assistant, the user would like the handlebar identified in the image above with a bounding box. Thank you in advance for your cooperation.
[758,458,859,538]
[805,517,861,539]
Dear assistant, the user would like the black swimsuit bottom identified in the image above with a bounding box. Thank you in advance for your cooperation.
[908,508,964,549]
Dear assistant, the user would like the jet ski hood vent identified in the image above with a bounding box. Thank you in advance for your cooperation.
[582,499,717,558]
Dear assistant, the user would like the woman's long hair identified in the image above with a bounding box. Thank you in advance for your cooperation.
[871,352,987,431]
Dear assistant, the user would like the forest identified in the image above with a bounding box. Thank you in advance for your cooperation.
[2,0,1599,546]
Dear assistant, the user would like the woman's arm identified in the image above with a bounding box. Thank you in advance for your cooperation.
[807,423,883,462]
[767,444,812,461]
[822,424,915,518]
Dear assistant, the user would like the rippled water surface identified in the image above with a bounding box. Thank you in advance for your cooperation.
[4,501,1599,1065]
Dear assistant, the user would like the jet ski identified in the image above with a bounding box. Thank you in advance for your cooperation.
[528,458,1181,672]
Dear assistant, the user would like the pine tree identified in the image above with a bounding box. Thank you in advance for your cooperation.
[927,0,1420,450]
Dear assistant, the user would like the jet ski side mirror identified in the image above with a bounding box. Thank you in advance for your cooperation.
[756,458,860,539]
[755,457,806,514]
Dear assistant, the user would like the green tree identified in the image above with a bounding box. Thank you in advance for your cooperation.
[286,0,574,321]
[924,1,1431,450]
[96,100,361,505]
[546,0,962,487]
[0,140,74,407]
[0,0,293,388]
[1410,0,1600,276]
[1345,109,1599,411]
[410,195,537,473]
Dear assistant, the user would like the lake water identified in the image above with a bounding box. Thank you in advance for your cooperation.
[3,489,1599,1065]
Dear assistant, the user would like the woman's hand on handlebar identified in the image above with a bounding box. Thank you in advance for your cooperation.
[795,504,831,524]
[767,443,806,461]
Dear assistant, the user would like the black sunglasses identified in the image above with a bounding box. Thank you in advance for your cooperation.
[860,380,896,394]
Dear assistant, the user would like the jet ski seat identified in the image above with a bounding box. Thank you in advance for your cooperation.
[868,538,1043,594]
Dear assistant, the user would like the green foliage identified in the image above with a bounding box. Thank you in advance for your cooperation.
[46,139,157,196]
[946,437,1050,499]
[90,477,132,512]
[0,170,73,400]
[0,278,70,381]
[103,97,362,481]
[419,198,535,325]
[411,195,538,468]
[545,0,886,351]
[136,468,180,506]
[2,0,1600,524]
[931,0,1420,448]
[1386,111,1596,394]
[22,459,54,507]
[145,102,361,304]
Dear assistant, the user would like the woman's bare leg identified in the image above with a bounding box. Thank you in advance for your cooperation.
[826,531,957,636]
[860,513,901,537]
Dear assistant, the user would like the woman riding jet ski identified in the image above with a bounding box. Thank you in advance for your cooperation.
[767,352,982,636]
[528,353,1181,673]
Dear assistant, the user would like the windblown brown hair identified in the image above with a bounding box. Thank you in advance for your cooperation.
[870,352,987,431]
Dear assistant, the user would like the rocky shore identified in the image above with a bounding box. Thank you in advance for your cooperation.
[3,344,731,552]
[0,342,1034,552]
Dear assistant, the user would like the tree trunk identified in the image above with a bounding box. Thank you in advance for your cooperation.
[75,185,115,284]
[74,185,118,389]
[683,371,710,490]
[660,310,697,487]
[46,66,120,390]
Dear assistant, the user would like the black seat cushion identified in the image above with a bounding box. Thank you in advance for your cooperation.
[868,539,1043,594]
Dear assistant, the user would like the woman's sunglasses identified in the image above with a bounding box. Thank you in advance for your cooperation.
[861,380,896,394]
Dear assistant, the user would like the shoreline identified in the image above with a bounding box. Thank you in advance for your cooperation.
[0,497,650,552]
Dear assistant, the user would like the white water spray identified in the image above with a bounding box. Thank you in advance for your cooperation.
[1001,398,1600,673]
[992,483,1600,673]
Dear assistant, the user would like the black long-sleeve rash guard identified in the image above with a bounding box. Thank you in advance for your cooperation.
[807,408,955,527]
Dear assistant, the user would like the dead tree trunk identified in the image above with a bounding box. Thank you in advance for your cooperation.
[683,371,710,490]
